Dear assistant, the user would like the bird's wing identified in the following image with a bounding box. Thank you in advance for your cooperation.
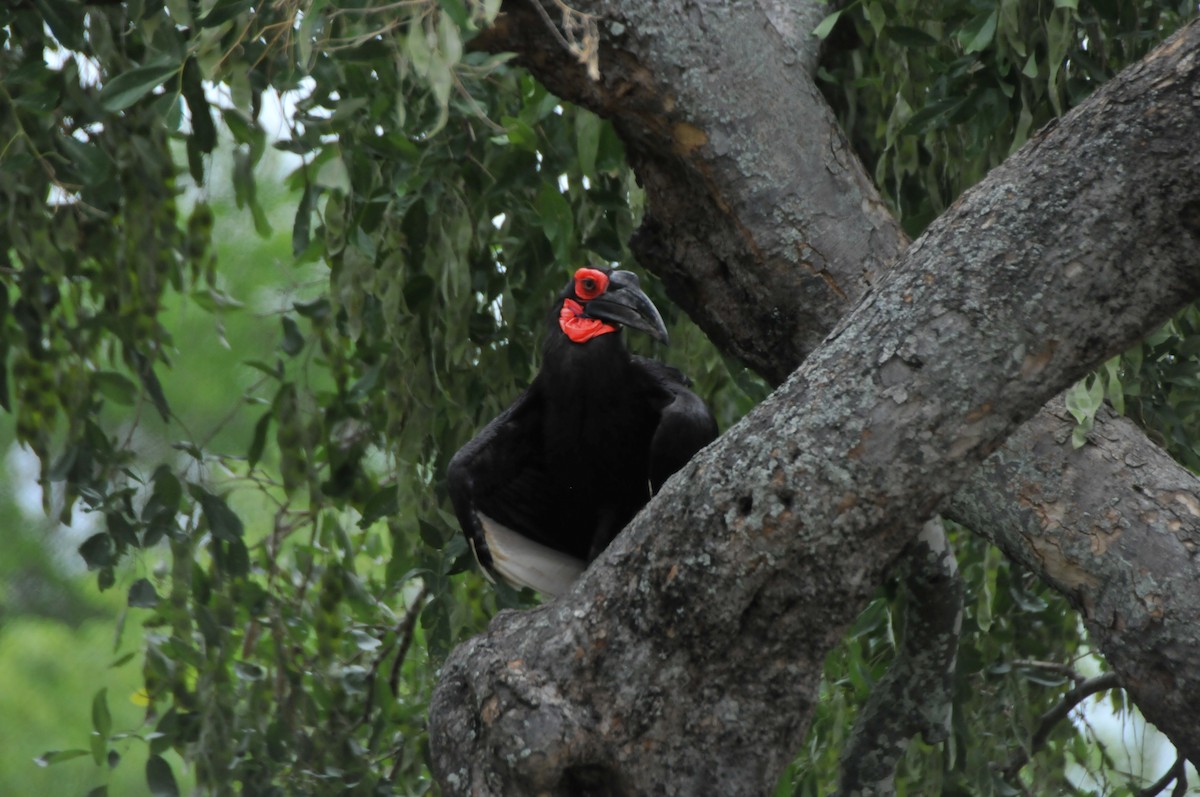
[477,512,584,598]
[446,386,585,594]
[633,356,719,492]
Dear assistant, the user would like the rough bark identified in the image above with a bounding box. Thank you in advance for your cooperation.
[472,0,900,385]
[469,0,1200,771]
[431,21,1200,795]
[950,399,1200,763]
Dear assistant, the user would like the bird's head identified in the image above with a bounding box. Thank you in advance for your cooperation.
[557,267,670,345]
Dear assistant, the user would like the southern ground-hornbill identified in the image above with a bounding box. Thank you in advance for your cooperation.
[448,267,717,597]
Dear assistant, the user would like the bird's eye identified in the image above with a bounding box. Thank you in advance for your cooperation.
[573,268,608,300]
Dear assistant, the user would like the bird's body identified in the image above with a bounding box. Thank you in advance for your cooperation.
[448,268,717,596]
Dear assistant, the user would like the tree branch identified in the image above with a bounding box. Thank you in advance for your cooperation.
[432,19,1200,794]
[951,398,1200,763]
[1136,756,1187,797]
[1001,672,1122,781]
[473,0,1200,770]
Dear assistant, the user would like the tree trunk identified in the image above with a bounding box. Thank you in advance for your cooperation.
[431,12,1200,794]
[471,0,1200,770]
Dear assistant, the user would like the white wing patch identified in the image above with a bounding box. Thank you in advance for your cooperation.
[477,512,586,598]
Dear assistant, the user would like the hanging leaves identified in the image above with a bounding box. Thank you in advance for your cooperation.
[98,58,182,112]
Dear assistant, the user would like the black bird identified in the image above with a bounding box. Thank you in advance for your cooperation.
[447,267,717,596]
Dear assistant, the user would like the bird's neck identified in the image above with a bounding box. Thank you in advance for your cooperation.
[541,322,633,390]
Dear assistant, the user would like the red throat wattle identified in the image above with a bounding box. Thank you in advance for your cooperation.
[559,298,617,343]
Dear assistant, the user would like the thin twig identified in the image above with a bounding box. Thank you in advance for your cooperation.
[1136,756,1186,797]
[524,0,576,55]
[1002,672,1122,781]
[355,583,430,729]
[387,583,431,695]
[1011,658,1087,685]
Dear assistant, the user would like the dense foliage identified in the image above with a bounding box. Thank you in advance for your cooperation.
[0,0,1195,794]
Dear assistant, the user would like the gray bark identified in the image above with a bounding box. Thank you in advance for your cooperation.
[472,0,1200,773]
[951,399,1200,765]
[432,16,1200,795]
[472,0,899,384]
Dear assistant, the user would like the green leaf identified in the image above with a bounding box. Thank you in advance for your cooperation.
[281,316,305,356]
[90,688,111,764]
[438,11,464,65]
[865,1,885,37]
[407,18,433,76]
[501,115,537,151]
[186,134,205,183]
[243,359,284,379]
[292,184,315,257]
[223,537,251,577]
[146,755,180,797]
[192,487,245,541]
[34,749,91,767]
[293,297,330,321]
[418,518,447,548]
[1065,374,1104,428]
[975,546,1001,632]
[128,577,160,608]
[348,361,381,400]
[1022,53,1039,78]
[899,96,968,136]
[403,274,435,311]
[91,688,112,738]
[959,9,998,54]
[536,182,574,261]
[32,0,85,49]
[190,287,244,313]
[234,660,265,680]
[144,465,182,521]
[248,411,271,470]
[59,135,114,186]
[79,533,116,570]
[359,486,399,529]
[99,59,181,112]
[812,9,845,40]
[438,0,470,28]
[129,349,171,422]
[575,111,602,178]
[182,58,216,153]
[94,371,137,406]
[199,0,254,27]
[352,629,383,651]
[886,25,938,48]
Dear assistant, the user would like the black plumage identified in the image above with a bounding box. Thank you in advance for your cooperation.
[447,267,717,596]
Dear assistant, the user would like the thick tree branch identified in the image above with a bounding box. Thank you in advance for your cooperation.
[950,400,1200,762]
[473,0,1200,769]
[432,21,1200,794]
[473,0,899,384]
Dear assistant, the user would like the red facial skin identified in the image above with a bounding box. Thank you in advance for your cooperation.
[559,269,617,343]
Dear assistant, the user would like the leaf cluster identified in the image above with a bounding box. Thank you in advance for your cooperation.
[2,1,757,793]
[817,0,1195,236]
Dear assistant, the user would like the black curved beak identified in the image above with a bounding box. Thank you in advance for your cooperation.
[584,270,670,345]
